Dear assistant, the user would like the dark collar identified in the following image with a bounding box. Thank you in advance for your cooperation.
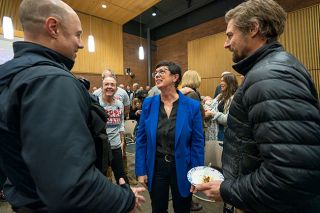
[13,41,74,70]
[232,41,284,76]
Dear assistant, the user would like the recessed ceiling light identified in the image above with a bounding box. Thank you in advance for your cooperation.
[101,3,107,9]
[152,12,156,16]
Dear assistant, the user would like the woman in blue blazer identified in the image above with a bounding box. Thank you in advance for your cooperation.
[135,61,204,213]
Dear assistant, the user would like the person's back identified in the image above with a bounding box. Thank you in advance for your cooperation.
[0,0,144,212]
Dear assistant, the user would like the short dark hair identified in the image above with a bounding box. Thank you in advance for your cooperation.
[155,60,181,87]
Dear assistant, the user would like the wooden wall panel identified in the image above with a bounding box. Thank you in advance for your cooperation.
[279,4,320,96]
[154,17,227,73]
[72,14,123,75]
[280,4,320,70]
[188,33,236,96]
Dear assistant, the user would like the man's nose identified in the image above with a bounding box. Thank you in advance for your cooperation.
[78,39,84,49]
[224,40,230,49]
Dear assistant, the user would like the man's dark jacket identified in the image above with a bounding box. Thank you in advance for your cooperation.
[0,42,135,212]
[221,41,320,213]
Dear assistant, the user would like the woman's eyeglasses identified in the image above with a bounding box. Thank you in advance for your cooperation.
[152,68,169,78]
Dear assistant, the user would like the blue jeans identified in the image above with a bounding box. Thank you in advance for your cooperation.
[150,156,192,213]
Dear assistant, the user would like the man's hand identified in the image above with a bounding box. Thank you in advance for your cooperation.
[194,180,223,201]
[137,175,148,189]
[119,178,146,213]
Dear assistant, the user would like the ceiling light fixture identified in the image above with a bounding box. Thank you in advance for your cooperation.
[151,7,158,17]
[2,16,14,40]
[101,2,107,9]
[88,16,95,52]
[138,16,144,60]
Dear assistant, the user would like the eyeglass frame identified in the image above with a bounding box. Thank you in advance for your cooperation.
[152,67,170,78]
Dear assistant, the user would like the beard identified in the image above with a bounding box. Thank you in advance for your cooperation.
[232,50,245,63]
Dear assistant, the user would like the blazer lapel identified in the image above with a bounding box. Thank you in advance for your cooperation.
[175,91,187,147]
[150,95,160,149]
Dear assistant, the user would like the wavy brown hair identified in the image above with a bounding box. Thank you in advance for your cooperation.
[225,0,287,41]
[218,73,238,102]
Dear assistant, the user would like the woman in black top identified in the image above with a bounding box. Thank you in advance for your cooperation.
[135,61,204,213]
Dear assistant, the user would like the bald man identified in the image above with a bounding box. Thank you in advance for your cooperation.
[0,0,144,212]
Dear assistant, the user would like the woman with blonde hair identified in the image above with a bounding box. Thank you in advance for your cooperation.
[181,70,201,99]
[180,70,205,211]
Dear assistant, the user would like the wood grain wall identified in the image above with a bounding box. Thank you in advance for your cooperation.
[188,33,235,96]
[279,4,320,96]
[74,14,123,75]
[153,17,226,73]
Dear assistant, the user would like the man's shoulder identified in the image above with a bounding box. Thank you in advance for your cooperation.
[255,50,303,71]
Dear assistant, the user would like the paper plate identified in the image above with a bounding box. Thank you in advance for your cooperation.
[187,166,224,185]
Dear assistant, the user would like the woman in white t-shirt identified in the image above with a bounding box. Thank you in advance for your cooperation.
[99,76,128,184]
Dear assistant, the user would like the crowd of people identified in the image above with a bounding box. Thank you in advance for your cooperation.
[0,0,319,213]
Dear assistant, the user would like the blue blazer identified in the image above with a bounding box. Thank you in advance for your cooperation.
[135,91,204,197]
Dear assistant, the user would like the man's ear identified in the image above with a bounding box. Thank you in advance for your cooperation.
[249,22,259,38]
[45,17,59,38]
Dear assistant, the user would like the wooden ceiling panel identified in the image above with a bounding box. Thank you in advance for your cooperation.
[63,0,160,24]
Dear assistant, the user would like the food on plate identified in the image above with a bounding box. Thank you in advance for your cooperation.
[202,175,212,183]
